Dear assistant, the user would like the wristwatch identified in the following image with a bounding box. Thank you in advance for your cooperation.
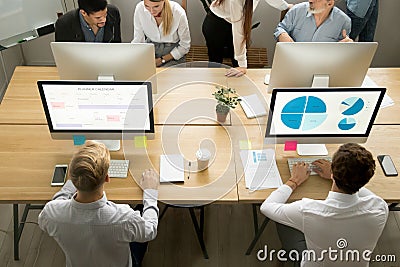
[161,57,166,64]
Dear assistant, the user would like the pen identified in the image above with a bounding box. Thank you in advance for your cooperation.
[187,161,191,179]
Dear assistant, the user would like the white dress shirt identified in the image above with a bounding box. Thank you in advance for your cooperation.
[210,0,289,67]
[261,185,388,266]
[38,180,159,267]
[132,1,191,60]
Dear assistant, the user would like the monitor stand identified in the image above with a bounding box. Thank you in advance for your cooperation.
[94,140,121,151]
[97,75,115,81]
[264,73,270,85]
[94,75,120,151]
[296,75,330,156]
[297,144,328,156]
[311,74,329,88]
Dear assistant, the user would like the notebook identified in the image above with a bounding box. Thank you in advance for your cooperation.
[240,94,267,118]
[160,154,185,183]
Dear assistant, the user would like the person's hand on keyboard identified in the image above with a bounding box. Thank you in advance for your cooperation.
[141,169,159,190]
[312,159,332,179]
[287,162,311,190]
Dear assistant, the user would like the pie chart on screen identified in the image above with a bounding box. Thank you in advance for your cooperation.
[340,97,364,115]
[281,96,327,131]
[338,117,356,130]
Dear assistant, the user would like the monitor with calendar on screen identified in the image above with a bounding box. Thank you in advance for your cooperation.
[265,88,386,155]
[37,80,154,142]
[267,42,378,92]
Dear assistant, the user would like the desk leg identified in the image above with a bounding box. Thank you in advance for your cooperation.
[246,204,270,255]
[389,203,400,211]
[189,207,209,259]
[13,204,30,260]
[13,204,44,261]
[159,204,170,220]
[13,204,20,260]
[252,204,258,236]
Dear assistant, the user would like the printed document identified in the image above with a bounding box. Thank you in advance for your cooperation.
[362,75,394,109]
[240,149,282,190]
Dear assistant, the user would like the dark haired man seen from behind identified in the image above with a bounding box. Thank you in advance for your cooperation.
[55,0,121,42]
[261,143,388,266]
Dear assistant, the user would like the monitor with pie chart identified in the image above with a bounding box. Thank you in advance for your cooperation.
[265,88,386,155]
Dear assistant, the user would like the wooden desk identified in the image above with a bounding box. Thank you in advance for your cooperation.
[236,124,400,203]
[0,67,242,125]
[1,66,399,260]
[365,68,400,125]
[0,125,237,204]
[0,99,46,125]
[2,67,59,100]
[1,67,399,125]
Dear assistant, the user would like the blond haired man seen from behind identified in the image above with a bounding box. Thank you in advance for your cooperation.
[39,141,159,267]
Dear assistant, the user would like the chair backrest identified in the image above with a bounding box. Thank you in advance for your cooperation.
[181,0,187,13]
[280,9,288,22]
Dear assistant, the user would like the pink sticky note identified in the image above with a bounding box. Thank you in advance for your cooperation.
[284,141,297,151]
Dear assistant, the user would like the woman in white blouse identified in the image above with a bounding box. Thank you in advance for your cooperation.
[202,0,292,77]
[133,0,191,67]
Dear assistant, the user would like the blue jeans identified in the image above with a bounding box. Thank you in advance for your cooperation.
[347,0,379,42]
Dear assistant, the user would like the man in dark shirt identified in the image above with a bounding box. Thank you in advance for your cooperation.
[55,0,121,42]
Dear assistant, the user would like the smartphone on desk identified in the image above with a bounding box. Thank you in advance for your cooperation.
[377,155,398,177]
[51,165,68,186]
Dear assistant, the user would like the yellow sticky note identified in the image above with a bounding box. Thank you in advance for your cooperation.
[134,136,147,148]
[239,140,252,150]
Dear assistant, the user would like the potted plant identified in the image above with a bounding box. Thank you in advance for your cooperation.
[212,86,241,123]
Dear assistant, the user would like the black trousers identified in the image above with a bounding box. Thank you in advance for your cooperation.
[202,12,239,67]
[130,204,148,267]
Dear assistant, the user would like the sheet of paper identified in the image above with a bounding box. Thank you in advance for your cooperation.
[160,154,184,183]
[240,149,283,190]
[380,94,395,109]
[362,75,378,87]
[362,75,394,109]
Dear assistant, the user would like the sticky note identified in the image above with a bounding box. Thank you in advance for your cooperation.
[134,136,147,148]
[284,141,297,151]
[73,135,86,146]
[239,140,252,150]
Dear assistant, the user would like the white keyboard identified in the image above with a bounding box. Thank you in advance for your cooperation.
[287,157,332,176]
[109,160,129,178]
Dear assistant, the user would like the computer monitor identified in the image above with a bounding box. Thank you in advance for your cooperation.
[267,42,378,92]
[51,42,158,93]
[265,88,386,155]
[37,80,155,150]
